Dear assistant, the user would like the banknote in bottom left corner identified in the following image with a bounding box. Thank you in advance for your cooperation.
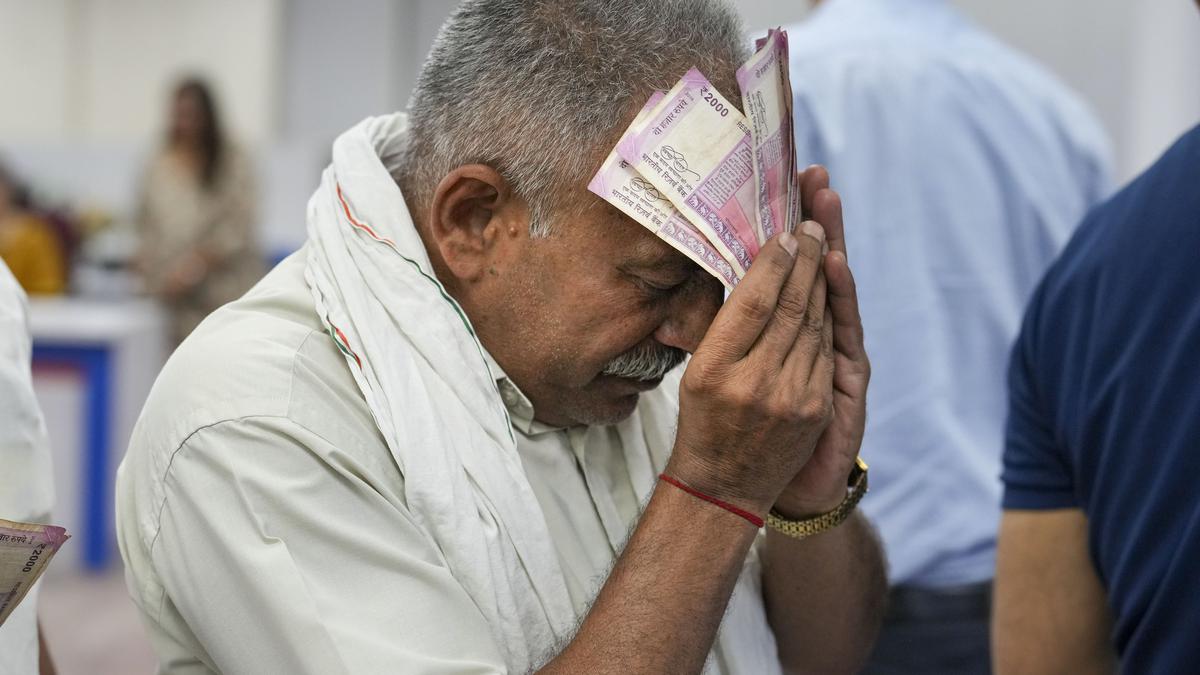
[0,518,70,626]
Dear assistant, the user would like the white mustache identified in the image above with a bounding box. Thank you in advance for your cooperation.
[601,344,686,381]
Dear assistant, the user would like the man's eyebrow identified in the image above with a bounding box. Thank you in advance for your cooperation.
[606,211,694,272]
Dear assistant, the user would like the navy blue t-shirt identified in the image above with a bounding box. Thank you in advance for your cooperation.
[1002,124,1200,672]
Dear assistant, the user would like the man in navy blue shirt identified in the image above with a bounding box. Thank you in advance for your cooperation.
[994,113,1200,673]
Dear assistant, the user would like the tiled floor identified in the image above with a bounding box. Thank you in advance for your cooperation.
[38,567,158,674]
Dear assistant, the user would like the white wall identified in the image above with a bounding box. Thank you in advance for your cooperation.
[278,0,451,142]
[0,2,74,141]
[77,0,283,145]
[0,0,282,145]
[281,0,405,143]
[955,0,1200,182]
[1124,0,1200,177]
[738,0,810,33]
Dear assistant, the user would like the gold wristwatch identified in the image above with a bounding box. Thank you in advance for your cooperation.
[767,457,869,539]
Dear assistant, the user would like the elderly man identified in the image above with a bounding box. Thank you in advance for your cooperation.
[116,1,885,673]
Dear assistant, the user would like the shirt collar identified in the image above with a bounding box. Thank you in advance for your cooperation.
[479,347,563,436]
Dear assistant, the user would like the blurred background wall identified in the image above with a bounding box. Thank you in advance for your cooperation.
[3,0,1198,259]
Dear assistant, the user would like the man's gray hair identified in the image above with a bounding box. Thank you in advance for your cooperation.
[398,0,749,236]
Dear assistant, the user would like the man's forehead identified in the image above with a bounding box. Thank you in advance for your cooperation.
[592,201,693,270]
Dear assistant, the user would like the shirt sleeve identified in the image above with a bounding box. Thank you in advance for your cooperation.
[1001,286,1078,510]
[149,415,508,675]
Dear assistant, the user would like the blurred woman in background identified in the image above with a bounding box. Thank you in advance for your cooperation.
[0,162,67,295]
[135,77,262,346]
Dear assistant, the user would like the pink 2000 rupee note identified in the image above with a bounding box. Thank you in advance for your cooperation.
[774,29,801,232]
[616,68,760,273]
[0,519,70,626]
[738,28,795,241]
[590,94,740,288]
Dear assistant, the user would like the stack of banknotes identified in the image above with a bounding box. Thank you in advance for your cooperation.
[590,29,796,289]
[0,519,70,626]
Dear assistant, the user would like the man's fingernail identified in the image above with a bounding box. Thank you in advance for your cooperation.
[779,232,799,257]
[802,220,825,242]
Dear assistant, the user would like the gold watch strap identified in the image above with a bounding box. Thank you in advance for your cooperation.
[767,457,869,540]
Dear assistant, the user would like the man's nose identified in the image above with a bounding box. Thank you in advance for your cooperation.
[652,278,723,353]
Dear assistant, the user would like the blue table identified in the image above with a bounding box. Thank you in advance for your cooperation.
[29,298,166,572]
[31,344,113,571]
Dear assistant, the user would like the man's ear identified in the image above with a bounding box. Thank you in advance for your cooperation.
[428,164,527,283]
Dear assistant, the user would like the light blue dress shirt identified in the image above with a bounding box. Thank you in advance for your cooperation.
[785,0,1112,586]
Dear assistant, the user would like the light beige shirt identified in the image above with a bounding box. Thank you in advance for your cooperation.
[117,252,775,674]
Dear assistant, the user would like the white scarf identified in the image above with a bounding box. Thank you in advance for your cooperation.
[304,114,780,674]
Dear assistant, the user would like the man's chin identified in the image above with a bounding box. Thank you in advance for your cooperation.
[544,375,663,426]
[589,374,668,423]
[577,394,642,426]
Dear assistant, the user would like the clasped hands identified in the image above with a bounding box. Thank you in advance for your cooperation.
[667,166,869,523]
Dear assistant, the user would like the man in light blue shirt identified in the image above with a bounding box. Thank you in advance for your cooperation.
[785,0,1112,671]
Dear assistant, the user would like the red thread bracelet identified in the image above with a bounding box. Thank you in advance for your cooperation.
[658,473,765,528]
